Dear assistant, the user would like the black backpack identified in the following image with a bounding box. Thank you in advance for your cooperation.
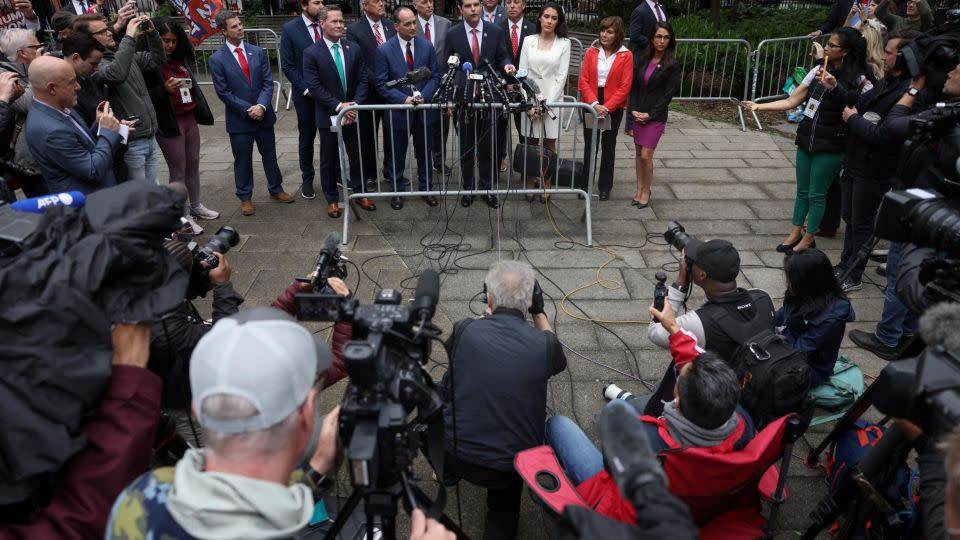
[729,329,812,430]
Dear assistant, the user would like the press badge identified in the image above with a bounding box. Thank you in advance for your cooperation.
[180,87,192,104]
[803,97,821,120]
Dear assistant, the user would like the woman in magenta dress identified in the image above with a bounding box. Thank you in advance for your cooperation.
[627,22,680,208]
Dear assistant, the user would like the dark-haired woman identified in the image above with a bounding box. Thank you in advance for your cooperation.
[777,248,856,387]
[744,27,873,254]
[578,16,632,201]
[627,21,680,208]
[148,17,218,233]
[519,1,570,202]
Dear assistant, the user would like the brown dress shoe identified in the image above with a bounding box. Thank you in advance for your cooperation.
[356,197,377,211]
[240,200,255,216]
[326,203,341,218]
[270,191,295,203]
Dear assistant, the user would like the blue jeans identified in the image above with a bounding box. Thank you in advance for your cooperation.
[545,401,641,485]
[875,241,917,347]
[125,137,160,184]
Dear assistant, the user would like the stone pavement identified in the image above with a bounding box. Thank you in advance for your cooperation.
[178,99,889,538]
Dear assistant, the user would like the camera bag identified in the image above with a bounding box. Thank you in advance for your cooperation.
[729,329,812,431]
[512,143,555,179]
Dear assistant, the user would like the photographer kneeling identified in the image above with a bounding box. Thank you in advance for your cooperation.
[443,260,568,540]
[107,308,454,540]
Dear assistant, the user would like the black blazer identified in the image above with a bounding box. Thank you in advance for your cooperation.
[498,17,533,67]
[628,2,657,54]
[629,57,680,123]
[345,15,396,102]
[444,22,511,99]
[303,38,369,129]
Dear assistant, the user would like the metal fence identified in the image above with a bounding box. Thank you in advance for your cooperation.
[750,33,828,103]
[334,102,599,246]
[672,38,755,130]
[190,28,284,112]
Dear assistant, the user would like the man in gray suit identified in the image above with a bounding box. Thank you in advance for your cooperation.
[413,0,452,173]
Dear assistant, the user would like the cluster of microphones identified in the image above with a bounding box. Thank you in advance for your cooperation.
[384,53,555,119]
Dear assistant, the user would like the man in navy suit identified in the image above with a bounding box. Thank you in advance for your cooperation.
[480,0,506,25]
[445,0,515,208]
[280,0,326,200]
[346,0,395,190]
[499,0,532,161]
[304,5,378,219]
[376,6,441,210]
[209,11,292,217]
[25,56,123,194]
[629,0,666,56]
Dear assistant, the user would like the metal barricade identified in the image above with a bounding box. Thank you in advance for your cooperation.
[190,28,284,112]
[334,102,599,246]
[751,34,828,103]
[673,38,755,130]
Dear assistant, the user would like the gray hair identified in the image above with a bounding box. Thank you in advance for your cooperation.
[215,10,240,32]
[200,394,301,456]
[0,29,36,62]
[677,352,740,430]
[485,260,535,312]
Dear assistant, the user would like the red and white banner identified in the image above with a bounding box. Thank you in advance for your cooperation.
[171,0,223,45]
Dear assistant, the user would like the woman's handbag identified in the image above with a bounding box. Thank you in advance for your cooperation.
[512,143,556,179]
[190,76,214,126]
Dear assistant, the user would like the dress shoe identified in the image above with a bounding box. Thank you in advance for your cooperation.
[301,183,316,200]
[270,191,295,203]
[776,238,802,253]
[364,179,378,193]
[422,195,439,207]
[485,195,499,209]
[869,249,888,262]
[814,229,836,238]
[326,203,342,218]
[356,197,377,211]
[599,191,610,201]
[876,263,887,277]
[391,196,404,210]
[461,195,474,207]
[848,329,901,361]
[240,200,255,216]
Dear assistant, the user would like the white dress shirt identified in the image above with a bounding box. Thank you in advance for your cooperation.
[302,13,321,42]
[417,14,436,46]
[646,0,667,21]
[464,20,484,52]
[225,40,249,69]
[367,15,386,42]
[398,35,414,59]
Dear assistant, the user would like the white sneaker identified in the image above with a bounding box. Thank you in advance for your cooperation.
[183,215,204,235]
[190,204,220,220]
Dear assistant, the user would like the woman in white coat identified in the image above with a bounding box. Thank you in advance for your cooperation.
[518,1,570,202]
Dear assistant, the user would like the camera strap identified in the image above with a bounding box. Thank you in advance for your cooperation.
[418,406,449,518]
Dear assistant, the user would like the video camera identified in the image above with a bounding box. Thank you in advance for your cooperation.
[184,226,240,299]
[293,232,348,321]
[895,15,960,101]
[872,346,960,439]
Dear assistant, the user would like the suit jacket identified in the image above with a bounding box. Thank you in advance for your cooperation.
[209,41,277,134]
[303,38,368,129]
[629,57,680,123]
[498,17,533,67]
[375,35,441,129]
[345,15,396,102]
[444,21,511,98]
[58,0,110,15]
[480,5,506,26]
[628,1,657,54]
[416,14,451,66]
[579,46,634,112]
[280,16,321,99]
[24,101,122,194]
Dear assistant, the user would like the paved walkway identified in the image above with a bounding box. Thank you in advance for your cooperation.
[178,99,886,538]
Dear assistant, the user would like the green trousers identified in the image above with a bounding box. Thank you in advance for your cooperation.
[793,148,843,234]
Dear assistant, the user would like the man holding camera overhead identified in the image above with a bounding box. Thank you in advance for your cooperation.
[442,260,567,539]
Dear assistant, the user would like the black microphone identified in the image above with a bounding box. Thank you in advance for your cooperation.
[312,231,341,285]
[520,76,557,120]
[479,60,510,105]
[412,269,440,321]
[385,67,433,88]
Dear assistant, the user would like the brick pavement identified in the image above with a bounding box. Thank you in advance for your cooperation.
[176,99,887,538]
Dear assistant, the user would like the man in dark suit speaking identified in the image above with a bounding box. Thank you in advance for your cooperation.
[25,56,124,194]
[304,5,378,219]
[444,0,515,208]
[376,6,441,210]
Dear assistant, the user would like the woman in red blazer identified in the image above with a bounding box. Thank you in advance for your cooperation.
[579,16,633,201]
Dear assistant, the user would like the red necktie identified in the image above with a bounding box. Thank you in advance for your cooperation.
[373,23,384,46]
[406,41,414,69]
[511,23,519,58]
[471,28,480,65]
[235,47,250,81]
[654,3,665,21]
[311,23,321,42]
[424,22,431,42]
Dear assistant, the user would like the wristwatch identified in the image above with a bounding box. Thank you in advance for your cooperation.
[305,466,334,494]
[906,87,920,97]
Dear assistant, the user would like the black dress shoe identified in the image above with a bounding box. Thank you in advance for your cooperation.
[599,191,610,201]
[301,183,315,199]
[422,195,439,207]
[848,329,901,361]
[461,195,474,207]
[776,238,801,253]
[485,195,499,209]
[390,196,404,210]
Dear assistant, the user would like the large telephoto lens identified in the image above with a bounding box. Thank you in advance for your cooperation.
[664,221,692,251]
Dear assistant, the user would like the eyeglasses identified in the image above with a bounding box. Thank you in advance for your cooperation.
[653,35,671,41]
[824,42,844,50]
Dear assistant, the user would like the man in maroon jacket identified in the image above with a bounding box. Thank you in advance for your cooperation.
[0,322,161,540]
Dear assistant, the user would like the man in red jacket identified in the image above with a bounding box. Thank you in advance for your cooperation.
[0,323,161,540]
[544,302,756,525]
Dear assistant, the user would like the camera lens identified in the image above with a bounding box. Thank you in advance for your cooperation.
[910,199,960,254]
[664,221,691,251]
[208,226,240,254]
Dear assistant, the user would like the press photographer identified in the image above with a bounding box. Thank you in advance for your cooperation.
[442,260,567,539]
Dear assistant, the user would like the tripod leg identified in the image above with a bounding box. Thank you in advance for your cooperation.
[410,484,471,540]
[323,490,364,540]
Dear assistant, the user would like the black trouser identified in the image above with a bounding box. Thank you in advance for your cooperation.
[821,174,842,233]
[454,109,498,190]
[355,108,388,185]
[582,88,624,195]
[839,169,893,281]
[431,112,452,168]
[444,452,523,540]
